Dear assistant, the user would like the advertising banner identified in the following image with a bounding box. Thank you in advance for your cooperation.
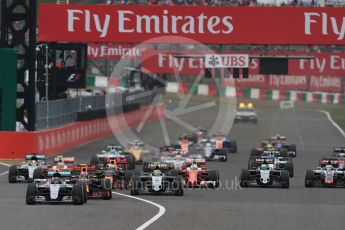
[39,4,345,45]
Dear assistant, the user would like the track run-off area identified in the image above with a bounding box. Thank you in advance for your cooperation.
[1,98,345,230]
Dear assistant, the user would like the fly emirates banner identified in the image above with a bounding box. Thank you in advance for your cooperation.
[39,4,345,45]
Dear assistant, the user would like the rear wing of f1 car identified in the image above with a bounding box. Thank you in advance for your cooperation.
[319,159,340,168]
[334,147,345,154]
[54,156,75,165]
[254,157,275,165]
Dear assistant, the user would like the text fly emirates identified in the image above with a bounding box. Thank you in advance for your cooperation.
[67,9,234,38]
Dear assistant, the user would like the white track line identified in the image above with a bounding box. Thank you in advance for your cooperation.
[0,162,11,167]
[0,171,8,176]
[320,110,345,138]
[112,192,165,230]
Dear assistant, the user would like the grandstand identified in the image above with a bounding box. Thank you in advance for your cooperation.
[104,0,345,5]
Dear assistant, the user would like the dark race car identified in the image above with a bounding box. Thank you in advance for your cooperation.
[71,164,113,200]
[240,162,289,188]
[248,151,294,177]
[26,171,86,205]
[129,171,184,196]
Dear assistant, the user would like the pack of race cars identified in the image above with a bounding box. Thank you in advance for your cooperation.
[239,133,345,189]
[9,128,236,204]
[10,128,344,205]
[240,135,296,188]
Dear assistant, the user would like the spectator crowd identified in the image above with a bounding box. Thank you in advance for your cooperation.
[104,0,345,6]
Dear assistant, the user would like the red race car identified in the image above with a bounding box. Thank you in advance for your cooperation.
[177,163,220,188]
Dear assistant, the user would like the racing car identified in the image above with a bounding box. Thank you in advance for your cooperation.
[32,156,76,179]
[268,135,297,157]
[143,156,174,174]
[197,141,227,162]
[54,155,75,166]
[8,154,46,183]
[124,140,150,164]
[305,162,345,187]
[177,163,220,188]
[175,134,194,153]
[209,134,237,153]
[160,146,180,156]
[240,162,290,188]
[129,170,184,196]
[104,145,125,154]
[26,171,86,205]
[234,102,258,124]
[248,150,294,177]
[251,140,295,158]
[71,164,112,199]
[90,147,135,170]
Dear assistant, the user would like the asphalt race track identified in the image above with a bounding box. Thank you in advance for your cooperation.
[1,102,345,230]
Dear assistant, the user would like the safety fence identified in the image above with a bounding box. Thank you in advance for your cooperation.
[36,88,164,130]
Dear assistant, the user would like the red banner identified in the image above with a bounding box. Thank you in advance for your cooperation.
[309,76,343,92]
[142,50,205,75]
[87,44,148,59]
[222,75,342,92]
[222,76,268,88]
[267,75,309,91]
[249,52,345,76]
[142,50,345,76]
[39,4,345,45]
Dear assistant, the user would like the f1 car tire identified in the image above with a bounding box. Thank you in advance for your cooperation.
[130,176,140,195]
[220,149,228,162]
[82,184,88,203]
[8,165,18,183]
[248,157,256,169]
[289,145,297,157]
[102,177,113,191]
[125,155,136,170]
[103,190,112,200]
[73,183,84,205]
[285,161,294,178]
[240,169,250,187]
[173,176,184,196]
[250,148,258,157]
[33,167,41,180]
[280,170,289,189]
[208,170,220,188]
[305,170,314,187]
[26,183,37,205]
[90,155,99,165]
